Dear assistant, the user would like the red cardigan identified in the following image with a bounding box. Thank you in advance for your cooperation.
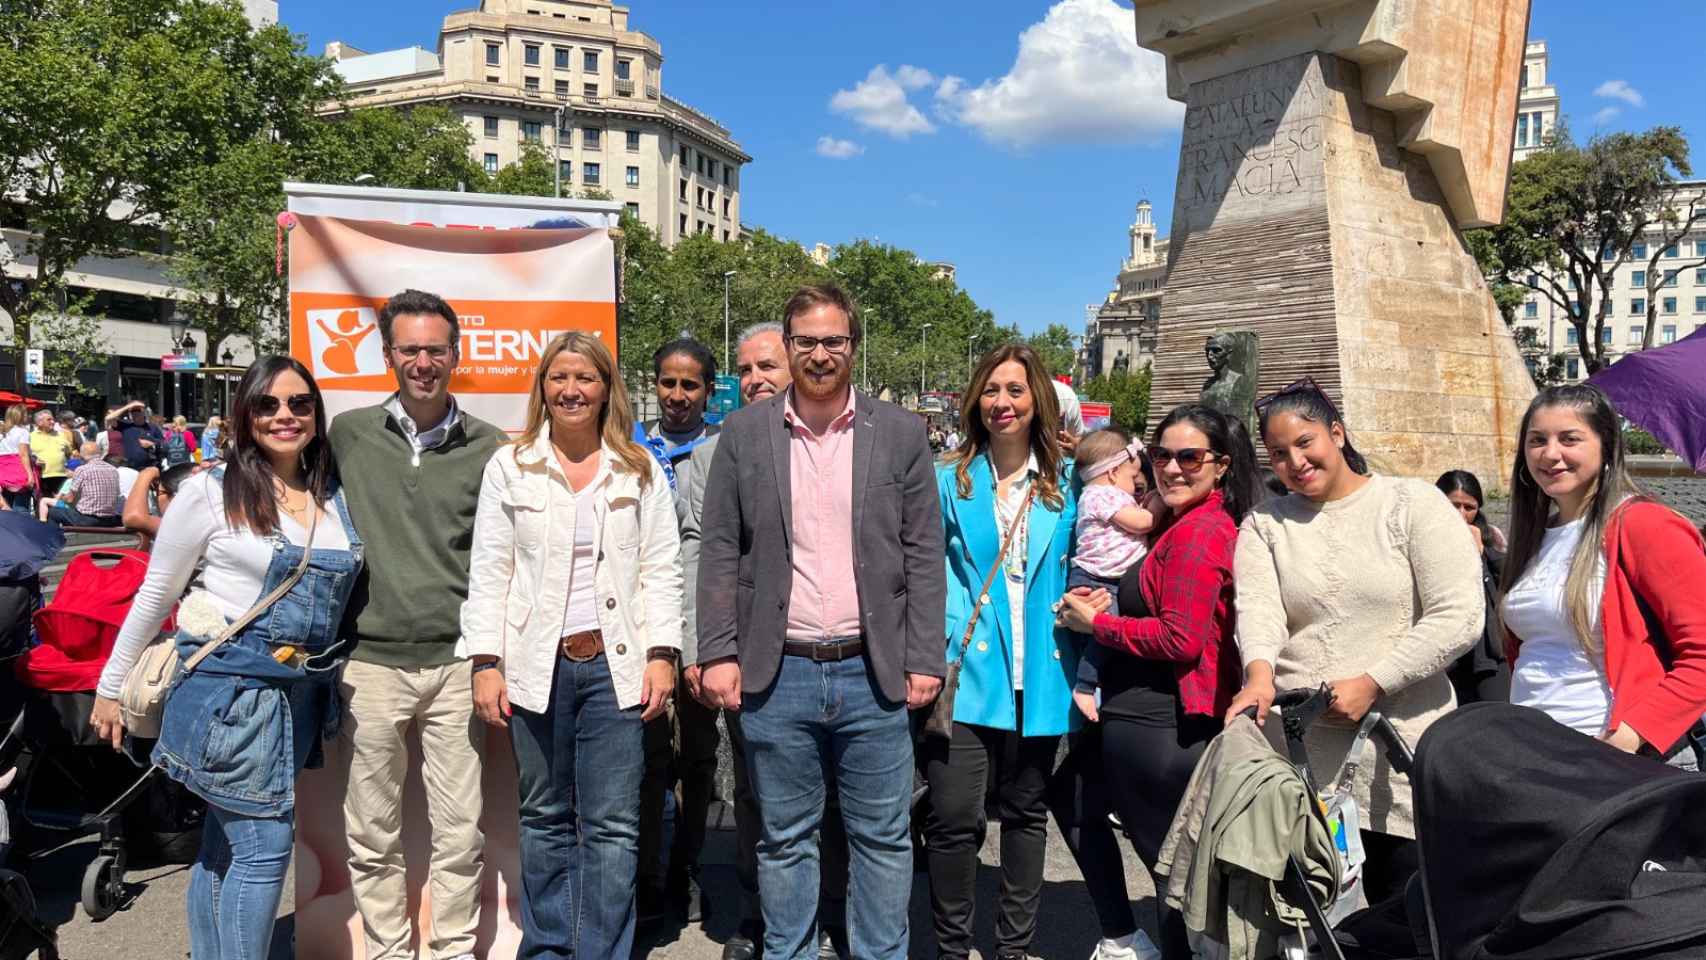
[1505,500,1706,753]
[1091,489,1240,718]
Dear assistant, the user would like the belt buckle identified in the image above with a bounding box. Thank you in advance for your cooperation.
[812,642,837,662]
[562,632,599,662]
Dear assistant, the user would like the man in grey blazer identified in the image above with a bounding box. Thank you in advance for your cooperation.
[698,285,945,960]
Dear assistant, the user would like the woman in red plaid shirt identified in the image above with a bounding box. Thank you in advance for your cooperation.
[1057,404,1262,960]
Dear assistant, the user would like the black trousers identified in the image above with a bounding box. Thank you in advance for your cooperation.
[1048,725,1139,941]
[1096,713,1216,960]
[1360,830,1420,906]
[919,700,1060,960]
[638,672,723,892]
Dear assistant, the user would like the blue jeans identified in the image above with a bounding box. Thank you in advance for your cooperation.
[510,655,644,960]
[185,806,293,960]
[741,655,915,960]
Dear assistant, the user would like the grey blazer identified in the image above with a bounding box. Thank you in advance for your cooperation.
[677,435,718,665]
[696,389,946,702]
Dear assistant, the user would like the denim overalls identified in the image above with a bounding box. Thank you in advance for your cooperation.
[152,484,364,817]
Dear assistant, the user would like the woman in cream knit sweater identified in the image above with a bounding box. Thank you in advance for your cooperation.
[1227,381,1482,904]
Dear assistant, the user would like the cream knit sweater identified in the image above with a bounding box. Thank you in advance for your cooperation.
[1234,475,1483,839]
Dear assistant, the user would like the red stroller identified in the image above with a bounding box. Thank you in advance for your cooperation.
[7,549,196,921]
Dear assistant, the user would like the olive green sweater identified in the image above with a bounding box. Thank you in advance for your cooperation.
[329,403,505,668]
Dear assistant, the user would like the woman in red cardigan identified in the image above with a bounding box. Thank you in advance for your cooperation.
[1500,384,1706,767]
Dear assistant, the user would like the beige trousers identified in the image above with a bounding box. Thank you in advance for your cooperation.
[340,658,485,960]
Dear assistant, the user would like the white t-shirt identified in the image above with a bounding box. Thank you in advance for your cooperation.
[1503,517,1612,736]
[1052,380,1083,437]
[96,471,352,698]
[0,425,29,455]
[115,466,140,502]
[560,486,601,636]
[991,454,1036,691]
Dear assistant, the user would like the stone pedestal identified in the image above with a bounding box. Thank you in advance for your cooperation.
[1136,2,1536,487]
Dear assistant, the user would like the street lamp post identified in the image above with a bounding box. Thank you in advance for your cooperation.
[861,307,877,394]
[920,323,933,402]
[722,270,737,370]
[553,104,570,198]
[967,332,981,381]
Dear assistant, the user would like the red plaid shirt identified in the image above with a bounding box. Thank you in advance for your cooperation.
[1091,488,1239,717]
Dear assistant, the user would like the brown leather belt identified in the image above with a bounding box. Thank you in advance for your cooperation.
[560,630,606,662]
[781,637,865,662]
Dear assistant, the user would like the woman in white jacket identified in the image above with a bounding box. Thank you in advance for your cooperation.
[460,331,684,960]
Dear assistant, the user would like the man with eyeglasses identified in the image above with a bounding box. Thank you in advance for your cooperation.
[698,285,945,960]
[327,289,505,960]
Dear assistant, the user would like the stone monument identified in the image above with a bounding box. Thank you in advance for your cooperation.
[1201,330,1260,435]
[1134,0,1537,485]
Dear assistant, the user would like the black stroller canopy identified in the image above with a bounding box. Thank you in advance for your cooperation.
[1413,703,1706,960]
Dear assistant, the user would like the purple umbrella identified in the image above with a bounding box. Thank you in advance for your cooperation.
[1588,323,1706,472]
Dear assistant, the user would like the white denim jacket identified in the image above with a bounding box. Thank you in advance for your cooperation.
[457,434,685,712]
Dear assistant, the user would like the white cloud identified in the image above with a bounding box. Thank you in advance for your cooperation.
[829,65,939,138]
[815,136,866,159]
[1593,106,1622,126]
[1593,80,1645,108]
[933,0,1181,148]
[905,192,938,208]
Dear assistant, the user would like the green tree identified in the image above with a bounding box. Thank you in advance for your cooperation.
[0,0,336,387]
[486,141,558,198]
[1467,125,1700,375]
[1511,327,1571,388]
[1081,368,1151,436]
[1024,323,1078,381]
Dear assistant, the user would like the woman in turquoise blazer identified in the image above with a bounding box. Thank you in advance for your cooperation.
[921,344,1081,960]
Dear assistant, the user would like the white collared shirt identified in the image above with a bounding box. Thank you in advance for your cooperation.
[384,394,462,467]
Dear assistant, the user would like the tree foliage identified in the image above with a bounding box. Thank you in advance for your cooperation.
[1466,125,1701,375]
[1081,368,1151,436]
[1023,323,1077,382]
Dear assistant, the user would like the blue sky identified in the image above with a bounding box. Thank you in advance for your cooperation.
[286,0,1706,336]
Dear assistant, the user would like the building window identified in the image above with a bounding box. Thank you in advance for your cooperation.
[624,202,639,218]
[486,43,501,66]
[483,116,499,138]
[626,130,640,151]
[625,166,639,187]
[1517,114,1528,147]
[487,75,501,84]
[1631,298,1645,315]
[723,197,730,218]
[1629,326,1644,345]
[680,146,689,165]
[1566,328,1579,345]
[1663,325,1678,343]
[680,213,688,235]
[1600,326,1613,344]
[483,153,499,174]
[1567,358,1579,379]
[1698,269,1706,285]
[724,229,731,241]
[1521,65,1530,89]
[582,128,600,150]
[583,83,598,98]
[522,120,542,143]
[724,167,732,187]
[582,162,600,186]
[679,179,687,200]
[555,79,569,98]
[1631,270,1646,288]
[525,44,540,66]
[696,187,704,208]
[583,50,599,72]
[1698,239,1706,257]
[708,159,718,180]
[1632,242,1648,259]
[554,46,569,70]
[524,76,539,91]
[1696,296,1706,313]
[616,59,631,80]
[1663,297,1678,314]
[1664,244,1679,258]
[559,159,573,182]
[1663,270,1679,287]
[1524,301,1538,318]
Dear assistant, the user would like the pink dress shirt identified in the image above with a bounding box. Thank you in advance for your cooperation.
[783,387,862,642]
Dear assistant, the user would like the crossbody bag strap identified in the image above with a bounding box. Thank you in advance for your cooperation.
[181,503,322,674]
[948,485,1035,673]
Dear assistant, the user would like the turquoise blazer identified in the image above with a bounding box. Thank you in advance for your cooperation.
[938,456,1083,737]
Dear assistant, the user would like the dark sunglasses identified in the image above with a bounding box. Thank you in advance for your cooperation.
[1254,375,1337,416]
[1148,447,1224,472]
[253,393,316,418]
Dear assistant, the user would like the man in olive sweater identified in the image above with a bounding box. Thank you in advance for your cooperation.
[329,290,505,960]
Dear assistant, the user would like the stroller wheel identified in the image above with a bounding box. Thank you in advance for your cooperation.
[79,854,120,920]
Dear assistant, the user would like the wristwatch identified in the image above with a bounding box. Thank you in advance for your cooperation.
[646,647,680,664]
[471,660,500,674]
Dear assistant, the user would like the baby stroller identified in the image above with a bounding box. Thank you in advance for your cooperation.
[1410,702,1706,960]
[7,548,197,921]
[1159,686,1425,960]
[1,713,59,960]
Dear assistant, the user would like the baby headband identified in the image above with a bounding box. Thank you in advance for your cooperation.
[1082,439,1145,482]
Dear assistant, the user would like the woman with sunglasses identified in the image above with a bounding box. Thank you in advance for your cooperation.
[1056,405,1260,960]
[88,356,363,958]
[1227,381,1481,905]
[924,344,1078,960]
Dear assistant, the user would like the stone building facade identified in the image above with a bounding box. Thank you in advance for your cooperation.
[326,0,749,246]
[1083,200,1166,380]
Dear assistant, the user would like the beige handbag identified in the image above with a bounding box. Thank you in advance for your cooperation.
[118,509,318,739]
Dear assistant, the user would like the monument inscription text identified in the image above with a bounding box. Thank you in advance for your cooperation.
[1178,60,1325,213]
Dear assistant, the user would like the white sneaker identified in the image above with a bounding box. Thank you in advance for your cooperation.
[1091,930,1163,960]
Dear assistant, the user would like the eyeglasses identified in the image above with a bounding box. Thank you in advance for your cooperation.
[1254,375,1336,415]
[391,344,455,362]
[1148,447,1224,472]
[253,393,316,418]
[786,335,853,355]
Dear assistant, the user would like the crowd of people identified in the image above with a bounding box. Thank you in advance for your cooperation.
[74,283,1706,960]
